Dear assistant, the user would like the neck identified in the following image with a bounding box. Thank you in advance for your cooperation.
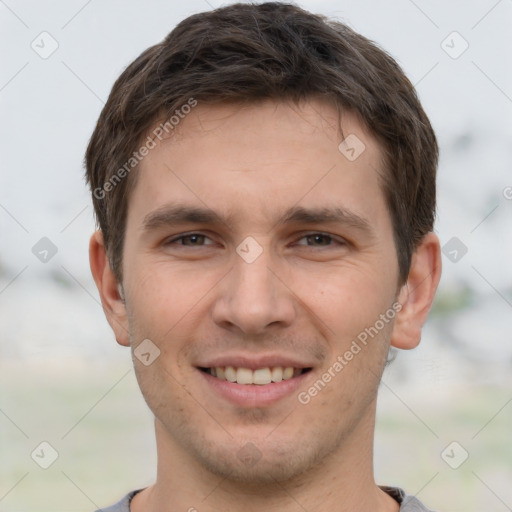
[131,399,399,512]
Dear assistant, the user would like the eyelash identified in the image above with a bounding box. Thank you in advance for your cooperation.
[164,232,347,249]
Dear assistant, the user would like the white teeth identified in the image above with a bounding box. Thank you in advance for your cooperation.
[253,368,272,385]
[236,367,253,385]
[225,366,237,382]
[283,367,294,380]
[207,366,301,385]
[271,367,283,382]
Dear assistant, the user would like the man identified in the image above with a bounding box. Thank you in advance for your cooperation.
[86,2,442,511]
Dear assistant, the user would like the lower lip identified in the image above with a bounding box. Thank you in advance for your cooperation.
[198,369,311,407]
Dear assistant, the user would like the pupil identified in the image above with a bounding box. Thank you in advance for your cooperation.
[187,235,202,245]
[310,234,329,245]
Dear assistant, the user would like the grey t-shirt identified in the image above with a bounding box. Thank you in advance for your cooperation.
[95,486,437,511]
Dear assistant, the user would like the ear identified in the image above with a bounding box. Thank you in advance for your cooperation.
[391,232,442,350]
[89,230,130,347]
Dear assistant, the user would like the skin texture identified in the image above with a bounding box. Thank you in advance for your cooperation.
[90,99,441,512]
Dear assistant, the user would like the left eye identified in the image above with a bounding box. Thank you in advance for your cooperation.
[296,233,341,247]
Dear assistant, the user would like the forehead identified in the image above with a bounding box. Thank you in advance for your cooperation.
[128,99,388,232]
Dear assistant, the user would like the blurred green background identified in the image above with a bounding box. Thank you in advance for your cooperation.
[1,351,511,512]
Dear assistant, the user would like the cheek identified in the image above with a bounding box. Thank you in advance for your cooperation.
[291,264,396,342]
[132,353,194,430]
[126,261,217,334]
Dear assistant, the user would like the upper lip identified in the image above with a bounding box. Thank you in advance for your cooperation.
[196,354,314,370]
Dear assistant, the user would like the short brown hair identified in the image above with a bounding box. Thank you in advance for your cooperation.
[85,2,438,285]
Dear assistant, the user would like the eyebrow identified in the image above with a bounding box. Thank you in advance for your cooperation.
[141,204,374,237]
[142,204,228,232]
[276,206,373,234]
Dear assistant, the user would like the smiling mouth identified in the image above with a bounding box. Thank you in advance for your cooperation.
[199,366,312,385]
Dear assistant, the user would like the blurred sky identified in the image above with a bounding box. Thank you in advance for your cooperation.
[0,0,511,370]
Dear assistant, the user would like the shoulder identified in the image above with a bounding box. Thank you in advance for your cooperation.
[380,486,438,512]
[94,490,142,512]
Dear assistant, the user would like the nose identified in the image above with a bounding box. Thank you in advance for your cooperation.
[211,246,296,335]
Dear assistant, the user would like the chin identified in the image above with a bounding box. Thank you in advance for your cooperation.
[187,433,330,486]
[201,450,307,485]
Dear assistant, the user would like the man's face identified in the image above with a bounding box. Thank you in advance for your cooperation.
[120,99,401,483]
